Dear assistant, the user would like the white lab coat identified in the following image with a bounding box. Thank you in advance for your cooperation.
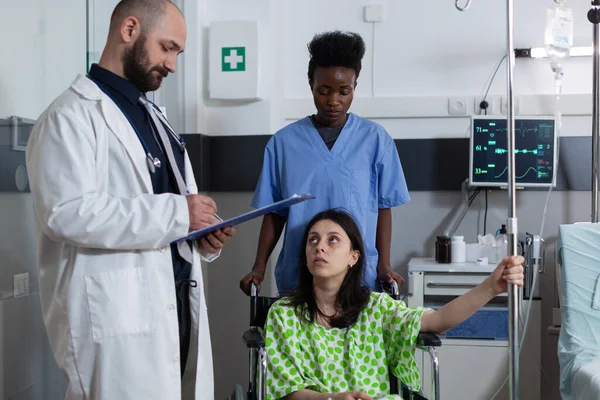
[26,74,217,399]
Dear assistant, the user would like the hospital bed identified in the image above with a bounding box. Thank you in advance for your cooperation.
[557,2,600,399]
[558,223,600,400]
[229,283,442,400]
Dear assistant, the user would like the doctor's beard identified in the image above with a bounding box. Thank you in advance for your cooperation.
[122,33,169,93]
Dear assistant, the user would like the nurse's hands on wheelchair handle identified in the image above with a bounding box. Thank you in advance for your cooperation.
[377,264,404,293]
[240,268,265,296]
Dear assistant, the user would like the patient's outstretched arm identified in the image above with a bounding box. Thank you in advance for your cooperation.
[420,256,524,334]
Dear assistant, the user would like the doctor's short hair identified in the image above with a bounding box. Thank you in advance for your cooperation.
[307,31,366,87]
[110,0,182,34]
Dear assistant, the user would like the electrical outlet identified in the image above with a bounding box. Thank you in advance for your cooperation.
[448,97,469,116]
[501,96,520,115]
[475,96,496,115]
[14,273,29,299]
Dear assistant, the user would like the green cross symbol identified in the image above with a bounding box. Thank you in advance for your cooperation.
[222,47,246,72]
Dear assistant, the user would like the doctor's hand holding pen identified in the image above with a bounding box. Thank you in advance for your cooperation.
[186,194,236,254]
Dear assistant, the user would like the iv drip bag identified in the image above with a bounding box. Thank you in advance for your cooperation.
[545,2,574,71]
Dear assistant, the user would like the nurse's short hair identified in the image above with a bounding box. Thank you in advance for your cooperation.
[307,31,366,87]
[110,0,182,34]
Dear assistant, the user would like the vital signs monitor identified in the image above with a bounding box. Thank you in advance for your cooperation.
[469,116,557,188]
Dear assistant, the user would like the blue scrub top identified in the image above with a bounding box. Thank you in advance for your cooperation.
[252,113,410,295]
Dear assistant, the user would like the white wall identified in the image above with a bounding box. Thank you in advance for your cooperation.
[79,0,597,139]
[0,1,86,398]
[283,1,590,97]
[195,0,594,138]
[87,0,119,66]
[200,0,283,136]
[0,1,86,120]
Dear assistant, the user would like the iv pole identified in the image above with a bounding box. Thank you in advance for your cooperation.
[456,0,520,398]
[505,0,520,398]
[590,0,600,223]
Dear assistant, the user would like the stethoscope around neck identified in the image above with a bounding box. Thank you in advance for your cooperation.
[142,101,186,174]
[145,148,162,174]
[86,74,185,174]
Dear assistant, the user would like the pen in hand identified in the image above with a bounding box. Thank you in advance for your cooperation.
[184,189,222,223]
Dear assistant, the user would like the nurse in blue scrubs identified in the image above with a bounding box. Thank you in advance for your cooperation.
[240,31,410,296]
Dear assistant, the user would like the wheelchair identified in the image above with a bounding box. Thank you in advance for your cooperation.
[229,283,441,400]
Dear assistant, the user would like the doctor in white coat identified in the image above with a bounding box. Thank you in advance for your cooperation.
[26,1,234,398]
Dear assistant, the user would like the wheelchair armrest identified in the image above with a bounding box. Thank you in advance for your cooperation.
[401,383,428,400]
[417,332,442,347]
[243,328,264,348]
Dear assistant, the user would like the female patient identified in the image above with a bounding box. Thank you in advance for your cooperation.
[264,209,524,400]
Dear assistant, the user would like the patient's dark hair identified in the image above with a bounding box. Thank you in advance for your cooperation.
[286,209,370,329]
[307,31,366,88]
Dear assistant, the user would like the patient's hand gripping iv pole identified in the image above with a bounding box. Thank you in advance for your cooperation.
[455,1,520,398]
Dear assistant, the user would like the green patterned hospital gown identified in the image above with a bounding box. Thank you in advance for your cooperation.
[264,292,428,400]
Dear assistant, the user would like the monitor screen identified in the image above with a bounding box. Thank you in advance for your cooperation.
[469,117,557,187]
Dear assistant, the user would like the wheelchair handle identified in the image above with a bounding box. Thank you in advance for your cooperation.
[250,283,259,327]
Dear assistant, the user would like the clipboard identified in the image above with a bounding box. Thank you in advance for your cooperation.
[173,193,316,243]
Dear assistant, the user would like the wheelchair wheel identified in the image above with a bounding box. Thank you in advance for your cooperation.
[227,384,245,400]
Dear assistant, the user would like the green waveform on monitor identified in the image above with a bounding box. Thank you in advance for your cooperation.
[493,167,538,179]
[475,123,553,138]
[475,145,542,155]
[494,148,539,155]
